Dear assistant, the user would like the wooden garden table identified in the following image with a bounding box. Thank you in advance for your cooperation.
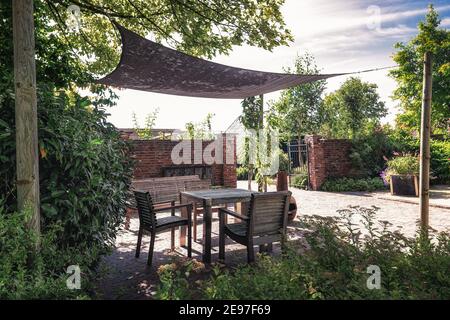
[180,188,254,263]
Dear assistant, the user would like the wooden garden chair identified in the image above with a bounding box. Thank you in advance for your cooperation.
[218,191,291,263]
[133,190,193,266]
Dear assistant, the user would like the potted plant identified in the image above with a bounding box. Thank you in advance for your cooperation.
[276,150,290,191]
[275,150,298,221]
[385,155,420,196]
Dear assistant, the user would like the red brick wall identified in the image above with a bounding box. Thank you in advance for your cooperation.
[123,133,237,188]
[306,135,355,190]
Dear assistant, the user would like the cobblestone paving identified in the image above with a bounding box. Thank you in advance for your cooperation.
[94,182,449,299]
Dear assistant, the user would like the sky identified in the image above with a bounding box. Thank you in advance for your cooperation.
[105,0,450,132]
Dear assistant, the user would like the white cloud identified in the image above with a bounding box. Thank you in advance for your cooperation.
[441,17,450,26]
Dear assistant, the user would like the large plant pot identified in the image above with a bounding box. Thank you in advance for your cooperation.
[390,174,418,197]
[276,170,297,221]
[287,197,297,221]
[276,170,288,191]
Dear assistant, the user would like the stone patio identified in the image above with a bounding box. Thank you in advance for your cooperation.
[93,182,450,299]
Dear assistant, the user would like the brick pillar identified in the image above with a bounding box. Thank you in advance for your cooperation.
[305,135,326,191]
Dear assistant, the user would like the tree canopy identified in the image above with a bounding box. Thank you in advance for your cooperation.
[321,77,387,139]
[268,52,326,142]
[39,0,293,75]
[390,5,450,134]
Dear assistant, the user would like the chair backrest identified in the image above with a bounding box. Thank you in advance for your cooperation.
[248,191,291,237]
[133,190,156,229]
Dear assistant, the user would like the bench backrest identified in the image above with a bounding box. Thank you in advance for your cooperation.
[129,176,211,207]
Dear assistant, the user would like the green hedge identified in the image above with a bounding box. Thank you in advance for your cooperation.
[320,177,386,192]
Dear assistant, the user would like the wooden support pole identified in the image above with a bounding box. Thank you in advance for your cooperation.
[258,94,266,192]
[419,52,433,232]
[13,0,40,234]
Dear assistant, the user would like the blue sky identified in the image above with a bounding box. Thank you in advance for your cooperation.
[106,0,450,131]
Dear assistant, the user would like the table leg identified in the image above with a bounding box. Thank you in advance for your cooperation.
[179,195,187,247]
[202,199,212,263]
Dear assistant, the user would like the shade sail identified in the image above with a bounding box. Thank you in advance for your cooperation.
[96,24,347,99]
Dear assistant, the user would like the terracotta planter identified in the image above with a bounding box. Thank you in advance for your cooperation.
[390,174,418,197]
[276,170,288,191]
[276,170,297,221]
[287,197,297,221]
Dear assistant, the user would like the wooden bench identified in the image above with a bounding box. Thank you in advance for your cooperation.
[125,175,210,229]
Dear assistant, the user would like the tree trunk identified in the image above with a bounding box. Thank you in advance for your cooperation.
[247,164,253,190]
[419,52,433,233]
[13,0,40,235]
[258,94,265,192]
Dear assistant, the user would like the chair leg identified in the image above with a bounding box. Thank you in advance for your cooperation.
[187,224,192,258]
[171,203,175,251]
[247,241,255,263]
[219,212,226,261]
[187,205,192,258]
[147,232,156,266]
[170,228,175,251]
[193,211,198,242]
[135,227,143,258]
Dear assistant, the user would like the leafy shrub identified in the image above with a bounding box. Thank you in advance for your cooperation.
[290,165,308,189]
[236,166,249,180]
[291,174,308,189]
[321,177,386,192]
[350,125,396,177]
[156,206,450,300]
[0,84,133,249]
[278,150,291,172]
[385,155,419,183]
[0,204,101,299]
[388,132,450,184]
[429,140,450,184]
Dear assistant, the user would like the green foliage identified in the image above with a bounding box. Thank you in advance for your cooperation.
[321,77,387,139]
[269,53,326,141]
[236,166,249,180]
[291,174,308,190]
[155,206,450,300]
[386,155,420,176]
[240,96,262,131]
[388,131,450,184]
[0,84,133,248]
[320,177,386,192]
[132,109,159,140]
[291,165,309,189]
[184,113,215,140]
[31,0,292,75]
[429,140,450,184]
[0,205,101,299]
[278,150,291,172]
[390,5,450,134]
[155,258,205,300]
[349,124,396,177]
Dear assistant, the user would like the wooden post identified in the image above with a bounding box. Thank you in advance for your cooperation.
[258,94,266,192]
[13,0,40,234]
[419,52,433,232]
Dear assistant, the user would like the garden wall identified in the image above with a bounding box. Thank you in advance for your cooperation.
[306,135,356,190]
[120,130,237,188]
